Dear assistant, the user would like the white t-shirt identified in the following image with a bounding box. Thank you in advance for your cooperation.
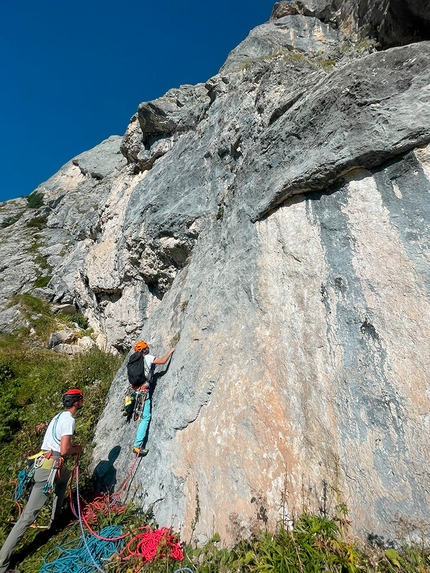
[142,354,155,387]
[41,411,76,453]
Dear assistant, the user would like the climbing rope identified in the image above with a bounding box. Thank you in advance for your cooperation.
[118,526,184,562]
[40,525,123,573]
[12,471,27,502]
[69,451,140,521]
[108,449,141,504]
[42,452,186,572]
[74,467,114,573]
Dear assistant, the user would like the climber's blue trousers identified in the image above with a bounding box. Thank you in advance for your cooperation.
[134,398,151,448]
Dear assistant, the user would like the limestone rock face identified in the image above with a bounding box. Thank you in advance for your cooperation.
[0,136,127,340]
[1,0,430,546]
[220,14,342,74]
[271,0,430,47]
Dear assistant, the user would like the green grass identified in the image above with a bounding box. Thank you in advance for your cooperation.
[26,214,48,229]
[314,57,337,72]
[33,275,52,288]
[24,237,53,274]
[27,192,44,209]
[58,312,90,330]
[0,212,24,228]
[0,298,124,572]
[8,293,57,338]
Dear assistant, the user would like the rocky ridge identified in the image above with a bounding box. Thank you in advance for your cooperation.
[0,0,429,546]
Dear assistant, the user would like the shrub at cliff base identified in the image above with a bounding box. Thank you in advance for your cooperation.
[16,511,430,573]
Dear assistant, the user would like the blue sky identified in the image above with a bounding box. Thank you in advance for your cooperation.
[1,0,274,203]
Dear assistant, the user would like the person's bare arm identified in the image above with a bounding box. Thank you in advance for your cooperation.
[60,435,83,457]
[153,348,175,365]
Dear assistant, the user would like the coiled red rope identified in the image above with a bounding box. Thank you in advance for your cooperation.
[68,453,184,569]
[118,526,184,562]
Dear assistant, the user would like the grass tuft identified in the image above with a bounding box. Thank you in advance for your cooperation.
[27,192,44,209]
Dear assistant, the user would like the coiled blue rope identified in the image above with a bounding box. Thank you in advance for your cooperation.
[39,457,194,573]
[39,525,123,572]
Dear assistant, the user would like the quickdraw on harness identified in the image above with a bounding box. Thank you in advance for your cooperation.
[14,412,66,500]
[122,387,148,422]
[43,453,65,495]
[13,450,65,500]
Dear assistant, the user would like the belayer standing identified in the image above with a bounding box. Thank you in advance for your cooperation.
[127,341,174,456]
[0,389,84,573]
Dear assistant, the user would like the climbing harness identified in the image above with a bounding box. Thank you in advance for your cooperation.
[133,387,147,421]
[13,411,68,523]
[43,454,65,495]
[122,387,148,422]
[13,450,63,502]
[13,453,40,503]
[40,411,67,494]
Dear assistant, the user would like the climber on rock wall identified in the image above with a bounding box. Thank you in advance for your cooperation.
[126,341,174,456]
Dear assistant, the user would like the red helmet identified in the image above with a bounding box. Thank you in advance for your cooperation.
[62,389,84,407]
[64,389,83,399]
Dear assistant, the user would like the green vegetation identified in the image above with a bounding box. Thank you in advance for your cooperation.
[33,275,52,288]
[24,234,53,275]
[70,313,90,330]
[0,294,124,571]
[314,56,337,72]
[355,37,378,52]
[34,253,52,272]
[27,191,44,209]
[56,311,90,330]
[281,50,307,64]
[8,293,57,338]
[27,214,48,230]
[1,212,24,228]
[239,61,253,71]
[216,206,224,220]
[238,50,307,72]
[238,49,339,76]
[185,516,429,573]
[170,332,180,346]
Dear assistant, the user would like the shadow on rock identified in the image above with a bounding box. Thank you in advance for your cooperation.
[92,445,121,494]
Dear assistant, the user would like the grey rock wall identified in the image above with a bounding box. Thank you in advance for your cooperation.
[1,0,429,546]
[271,0,430,47]
[92,144,430,544]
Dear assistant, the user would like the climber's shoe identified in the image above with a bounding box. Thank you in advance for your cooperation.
[133,446,148,456]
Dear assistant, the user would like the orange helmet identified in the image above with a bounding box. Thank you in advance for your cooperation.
[134,341,148,352]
